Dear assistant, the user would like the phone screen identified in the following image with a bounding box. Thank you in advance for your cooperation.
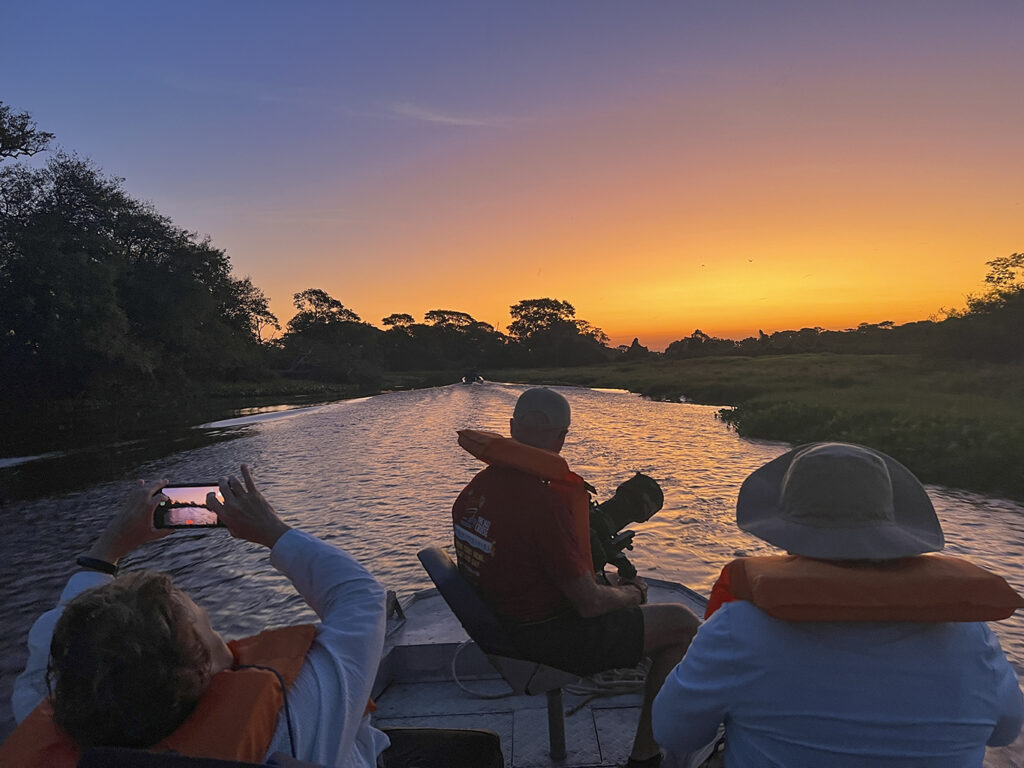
[156,484,224,528]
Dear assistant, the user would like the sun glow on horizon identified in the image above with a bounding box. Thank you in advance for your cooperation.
[238,49,1020,351]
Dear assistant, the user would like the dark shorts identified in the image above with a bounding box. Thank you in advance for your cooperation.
[505,606,645,677]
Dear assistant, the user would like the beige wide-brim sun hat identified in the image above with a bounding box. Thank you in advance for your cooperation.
[736,442,944,560]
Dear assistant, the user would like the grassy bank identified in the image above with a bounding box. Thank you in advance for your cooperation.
[491,354,1024,500]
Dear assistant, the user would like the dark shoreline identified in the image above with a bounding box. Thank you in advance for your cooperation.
[0,372,464,503]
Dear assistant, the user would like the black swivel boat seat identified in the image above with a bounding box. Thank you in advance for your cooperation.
[416,546,580,761]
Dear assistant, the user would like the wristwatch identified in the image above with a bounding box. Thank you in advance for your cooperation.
[76,556,118,575]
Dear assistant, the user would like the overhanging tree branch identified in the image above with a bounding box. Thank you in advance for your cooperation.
[0,103,55,161]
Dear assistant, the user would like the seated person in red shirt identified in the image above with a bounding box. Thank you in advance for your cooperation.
[452,388,700,768]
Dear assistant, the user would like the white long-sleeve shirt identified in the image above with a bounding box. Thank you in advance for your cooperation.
[12,529,390,768]
[653,600,1024,767]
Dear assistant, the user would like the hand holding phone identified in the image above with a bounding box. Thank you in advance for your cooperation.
[87,479,173,564]
[207,465,290,548]
[154,484,226,529]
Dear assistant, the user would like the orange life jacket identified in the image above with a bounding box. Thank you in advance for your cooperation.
[705,554,1024,623]
[457,429,593,565]
[0,624,317,768]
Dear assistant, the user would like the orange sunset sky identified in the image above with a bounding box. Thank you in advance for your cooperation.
[4,2,1022,349]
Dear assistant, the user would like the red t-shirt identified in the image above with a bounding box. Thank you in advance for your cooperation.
[452,465,593,623]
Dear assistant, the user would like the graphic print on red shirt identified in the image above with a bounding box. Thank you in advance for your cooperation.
[453,465,592,623]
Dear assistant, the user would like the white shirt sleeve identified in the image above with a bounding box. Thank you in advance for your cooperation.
[984,626,1024,746]
[264,529,390,768]
[11,570,113,723]
[652,607,738,759]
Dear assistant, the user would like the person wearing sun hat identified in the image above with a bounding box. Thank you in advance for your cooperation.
[652,442,1024,767]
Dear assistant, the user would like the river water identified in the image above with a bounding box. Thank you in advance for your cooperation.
[2,382,1023,735]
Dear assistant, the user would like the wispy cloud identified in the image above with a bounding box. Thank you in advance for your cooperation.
[161,75,527,129]
[161,74,364,116]
[387,102,528,128]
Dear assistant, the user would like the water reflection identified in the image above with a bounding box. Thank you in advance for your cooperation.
[1,382,1022,733]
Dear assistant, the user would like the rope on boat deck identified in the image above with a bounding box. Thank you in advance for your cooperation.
[563,659,650,716]
[452,640,516,699]
[450,639,650,712]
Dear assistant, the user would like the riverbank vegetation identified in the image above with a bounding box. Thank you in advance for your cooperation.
[495,354,1024,500]
[2,104,1023,499]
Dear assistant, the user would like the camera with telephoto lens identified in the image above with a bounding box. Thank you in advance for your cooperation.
[589,472,664,578]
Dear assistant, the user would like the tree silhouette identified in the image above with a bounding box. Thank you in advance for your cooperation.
[424,309,477,328]
[1,153,271,400]
[951,253,1024,362]
[287,288,361,333]
[508,297,610,365]
[224,277,279,342]
[508,298,577,341]
[382,313,415,327]
[0,103,54,162]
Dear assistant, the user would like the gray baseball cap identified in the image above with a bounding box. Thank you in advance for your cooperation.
[512,388,571,430]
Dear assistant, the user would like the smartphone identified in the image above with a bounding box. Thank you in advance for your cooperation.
[154,484,225,529]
